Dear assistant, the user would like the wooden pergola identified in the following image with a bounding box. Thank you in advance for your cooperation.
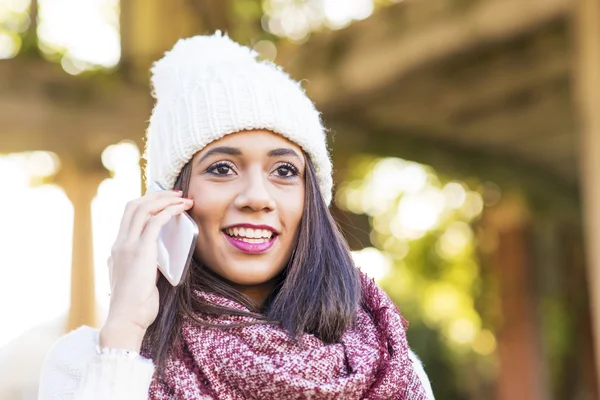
[1,0,599,397]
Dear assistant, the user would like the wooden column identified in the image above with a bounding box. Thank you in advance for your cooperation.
[57,161,107,331]
[484,197,546,400]
[119,0,199,84]
[574,0,600,387]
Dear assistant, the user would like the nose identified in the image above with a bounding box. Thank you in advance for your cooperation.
[233,169,276,212]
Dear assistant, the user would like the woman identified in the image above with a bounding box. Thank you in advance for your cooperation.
[39,32,434,399]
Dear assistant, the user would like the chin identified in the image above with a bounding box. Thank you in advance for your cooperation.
[216,263,282,287]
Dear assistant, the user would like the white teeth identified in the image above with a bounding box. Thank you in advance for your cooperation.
[225,227,274,239]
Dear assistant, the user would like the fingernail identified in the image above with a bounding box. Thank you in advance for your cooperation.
[172,190,182,194]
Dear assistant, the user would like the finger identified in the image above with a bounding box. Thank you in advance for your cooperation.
[115,199,141,243]
[140,203,187,244]
[115,191,183,243]
[127,197,193,240]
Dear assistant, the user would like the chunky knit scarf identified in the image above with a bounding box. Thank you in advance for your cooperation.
[144,275,429,399]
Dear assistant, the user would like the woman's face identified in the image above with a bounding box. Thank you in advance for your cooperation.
[187,130,305,296]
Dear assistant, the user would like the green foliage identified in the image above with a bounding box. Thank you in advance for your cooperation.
[0,0,32,58]
[230,0,268,43]
[337,155,496,399]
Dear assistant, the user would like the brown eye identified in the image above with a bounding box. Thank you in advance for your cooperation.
[207,162,235,175]
[217,165,231,174]
[274,163,299,177]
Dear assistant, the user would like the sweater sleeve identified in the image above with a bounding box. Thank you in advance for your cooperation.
[38,326,155,400]
[408,349,435,400]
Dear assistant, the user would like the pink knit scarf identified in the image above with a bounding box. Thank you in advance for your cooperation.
[145,276,428,399]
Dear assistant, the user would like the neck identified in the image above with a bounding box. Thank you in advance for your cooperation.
[233,279,277,309]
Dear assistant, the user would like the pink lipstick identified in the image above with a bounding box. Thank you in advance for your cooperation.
[224,233,277,254]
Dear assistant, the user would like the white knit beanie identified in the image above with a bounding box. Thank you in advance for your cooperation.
[143,31,333,205]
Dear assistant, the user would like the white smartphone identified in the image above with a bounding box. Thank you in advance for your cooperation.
[145,181,199,286]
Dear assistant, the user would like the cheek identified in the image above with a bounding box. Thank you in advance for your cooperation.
[188,184,226,266]
[280,191,305,233]
[187,182,227,233]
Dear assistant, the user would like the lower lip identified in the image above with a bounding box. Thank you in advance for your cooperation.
[224,233,277,254]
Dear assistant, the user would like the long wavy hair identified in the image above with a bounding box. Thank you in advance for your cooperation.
[144,154,362,375]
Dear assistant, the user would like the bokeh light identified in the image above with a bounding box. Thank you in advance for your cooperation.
[0,0,30,59]
[394,188,445,236]
[0,31,20,58]
[351,247,392,281]
[446,318,479,346]
[25,151,60,178]
[37,0,120,73]
[323,0,373,29]
[264,0,374,41]
[101,140,140,173]
[0,153,73,348]
[460,191,484,220]
[436,221,473,259]
[253,39,277,61]
[472,329,497,356]
[443,182,467,209]
[336,155,489,364]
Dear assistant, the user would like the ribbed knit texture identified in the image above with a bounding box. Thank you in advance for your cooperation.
[144,31,333,205]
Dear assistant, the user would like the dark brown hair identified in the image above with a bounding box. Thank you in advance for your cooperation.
[144,154,362,375]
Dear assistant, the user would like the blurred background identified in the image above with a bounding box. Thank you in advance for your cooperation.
[1,0,599,399]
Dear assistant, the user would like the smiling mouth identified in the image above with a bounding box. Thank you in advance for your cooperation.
[223,227,277,244]
[222,227,278,254]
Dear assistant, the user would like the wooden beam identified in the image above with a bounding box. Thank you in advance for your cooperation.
[284,0,571,110]
[457,79,573,147]
[574,0,600,387]
[0,93,147,156]
[361,73,572,148]
[0,59,149,156]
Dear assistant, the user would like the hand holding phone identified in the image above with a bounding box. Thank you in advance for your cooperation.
[102,188,194,351]
[145,182,199,286]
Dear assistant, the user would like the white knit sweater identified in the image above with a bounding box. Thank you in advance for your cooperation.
[38,326,434,399]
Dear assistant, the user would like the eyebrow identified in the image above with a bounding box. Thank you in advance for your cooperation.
[267,148,303,163]
[197,146,303,165]
[197,146,242,165]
